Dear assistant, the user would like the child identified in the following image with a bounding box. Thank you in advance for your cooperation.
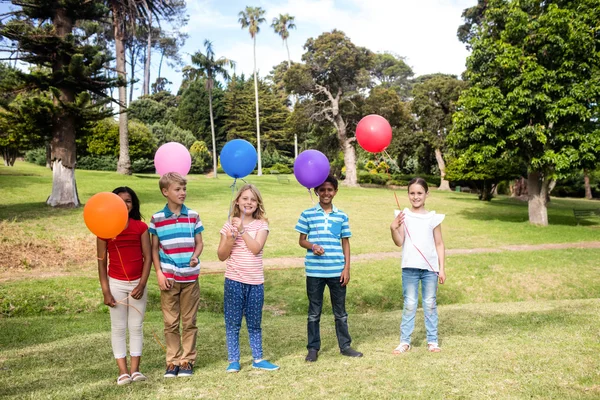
[390,177,446,353]
[295,174,363,362]
[149,172,204,378]
[217,184,279,372]
[97,187,152,385]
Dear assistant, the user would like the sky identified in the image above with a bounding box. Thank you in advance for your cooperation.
[0,0,476,100]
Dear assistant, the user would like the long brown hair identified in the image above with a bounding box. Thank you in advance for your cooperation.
[231,184,268,222]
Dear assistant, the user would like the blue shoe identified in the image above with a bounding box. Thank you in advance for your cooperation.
[164,363,179,378]
[252,360,279,371]
[226,361,241,373]
[178,361,193,377]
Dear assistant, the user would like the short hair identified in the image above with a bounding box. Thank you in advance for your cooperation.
[315,174,338,191]
[112,186,143,220]
[408,177,429,193]
[159,172,187,192]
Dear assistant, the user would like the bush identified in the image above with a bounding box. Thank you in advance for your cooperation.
[358,171,389,185]
[262,148,293,168]
[24,148,46,166]
[266,163,292,174]
[150,121,196,149]
[77,155,117,171]
[132,158,154,173]
[86,119,156,160]
[190,140,212,174]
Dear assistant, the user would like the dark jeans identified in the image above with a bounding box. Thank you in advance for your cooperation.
[306,276,352,351]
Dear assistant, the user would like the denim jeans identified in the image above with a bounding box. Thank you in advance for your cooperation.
[400,268,439,345]
[306,276,352,351]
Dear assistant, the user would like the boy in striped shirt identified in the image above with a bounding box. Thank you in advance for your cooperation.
[149,172,204,378]
[295,174,363,362]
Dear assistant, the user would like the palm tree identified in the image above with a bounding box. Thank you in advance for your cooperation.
[108,0,170,175]
[271,13,295,68]
[189,40,235,178]
[238,6,266,176]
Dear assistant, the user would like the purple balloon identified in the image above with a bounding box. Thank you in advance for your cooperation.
[294,150,330,189]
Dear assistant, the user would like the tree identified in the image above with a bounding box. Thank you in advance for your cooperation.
[371,52,414,100]
[285,30,374,186]
[188,40,234,177]
[271,13,295,68]
[411,74,467,190]
[450,0,600,225]
[239,6,266,176]
[0,1,117,207]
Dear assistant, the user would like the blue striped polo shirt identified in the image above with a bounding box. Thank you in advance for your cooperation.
[295,204,351,278]
[148,204,204,282]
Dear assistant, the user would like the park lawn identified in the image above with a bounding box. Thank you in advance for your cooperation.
[1,162,600,272]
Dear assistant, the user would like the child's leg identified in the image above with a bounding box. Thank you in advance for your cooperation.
[161,282,183,365]
[108,278,129,375]
[326,277,351,351]
[128,281,148,372]
[224,278,244,362]
[306,277,327,350]
[400,268,420,345]
[421,270,439,345]
[180,280,200,365]
[244,283,264,360]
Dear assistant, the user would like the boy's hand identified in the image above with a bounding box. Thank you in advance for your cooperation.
[103,291,116,307]
[157,271,172,291]
[312,244,325,256]
[390,212,405,230]
[438,270,446,284]
[340,268,350,286]
[130,283,145,300]
[190,256,199,268]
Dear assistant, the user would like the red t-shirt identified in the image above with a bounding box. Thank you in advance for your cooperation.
[104,219,148,281]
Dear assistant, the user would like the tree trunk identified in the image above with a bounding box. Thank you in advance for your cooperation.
[511,176,527,197]
[158,49,165,78]
[285,39,291,69]
[45,142,51,168]
[527,171,549,226]
[253,36,262,176]
[479,180,493,201]
[584,169,593,200]
[208,83,218,178]
[144,12,152,96]
[114,14,131,175]
[129,47,136,104]
[334,112,358,187]
[47,7,80,208]
[434,148,450,190]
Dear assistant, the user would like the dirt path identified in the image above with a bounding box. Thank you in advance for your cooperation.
[199,241,600,274]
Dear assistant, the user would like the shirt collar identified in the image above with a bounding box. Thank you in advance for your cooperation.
[315,203,338,214]
[162,203,189,218]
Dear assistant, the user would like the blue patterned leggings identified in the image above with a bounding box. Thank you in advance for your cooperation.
[224,278,264,362]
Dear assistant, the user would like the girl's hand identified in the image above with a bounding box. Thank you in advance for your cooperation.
[190,256,199,268]
[103,291,116,307]
[312,244,325,256]
[130,284,145,300]
[231,217,244,233]
[157,272,172,291]
[390,212,405,230]
[438,270,446,284]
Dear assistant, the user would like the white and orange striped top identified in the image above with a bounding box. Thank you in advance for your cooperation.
[220,219,269,285]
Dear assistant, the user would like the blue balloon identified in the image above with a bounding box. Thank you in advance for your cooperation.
[220,139,257,178]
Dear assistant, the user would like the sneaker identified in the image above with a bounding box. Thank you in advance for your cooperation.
[226,361,241,373]
[305,349,319,362]
[178,361,193,377]
[164,363,179,378]
[340,347,363,357]
[252,360,279,371]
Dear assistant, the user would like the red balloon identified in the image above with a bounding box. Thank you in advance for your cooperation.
[356,114,392,153]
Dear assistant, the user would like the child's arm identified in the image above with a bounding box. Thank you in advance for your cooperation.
[340,237,351,286]
[217,229,236,261]
[239,228,269,255]
[390,212,406,247]
[189,232,203,267]
[299,233,325,256]
[96,238,115,307]
[433,224,446,284]
[152,234,171,290]
[131,230,152,300]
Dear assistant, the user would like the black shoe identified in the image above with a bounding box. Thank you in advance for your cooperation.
[340,347,363,357]
[305,349,319,362]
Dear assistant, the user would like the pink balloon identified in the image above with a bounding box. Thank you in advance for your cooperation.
[154,142,191,176]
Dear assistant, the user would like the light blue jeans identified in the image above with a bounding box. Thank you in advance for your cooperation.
[400,268,439,345]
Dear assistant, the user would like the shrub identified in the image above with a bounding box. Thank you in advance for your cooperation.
[190,140,212,174]
[24,148,46,166]
[150,121,196,148]
[267,163,292,174]
[132,158,154,173]
[77,155,117,171]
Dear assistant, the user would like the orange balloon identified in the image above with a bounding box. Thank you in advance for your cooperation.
[83,192,128,239]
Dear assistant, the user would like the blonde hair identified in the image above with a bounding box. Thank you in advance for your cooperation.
[159,172,187,192]
[232,184,267,222]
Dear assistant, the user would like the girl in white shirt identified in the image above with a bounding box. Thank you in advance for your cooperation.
[390,177,446,353]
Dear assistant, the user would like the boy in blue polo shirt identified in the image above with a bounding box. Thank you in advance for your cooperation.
[149,172,204,378]
[295,174,363,362]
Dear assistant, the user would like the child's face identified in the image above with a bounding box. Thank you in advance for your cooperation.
[162,182,186,206]
[117,192,133,213]
[316,182,337,206]
[236,189,258,216]
[408,183,427,209]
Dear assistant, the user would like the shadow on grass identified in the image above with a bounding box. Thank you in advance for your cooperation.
[0,202,78,222]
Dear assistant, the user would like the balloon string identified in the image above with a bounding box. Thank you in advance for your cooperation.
[383,150,401,172]
[393,192,439,276]
[227,178,238,224]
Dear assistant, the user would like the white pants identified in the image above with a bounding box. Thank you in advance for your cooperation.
[108,277,148,359]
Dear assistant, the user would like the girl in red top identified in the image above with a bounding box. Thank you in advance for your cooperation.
[97,187,151,385]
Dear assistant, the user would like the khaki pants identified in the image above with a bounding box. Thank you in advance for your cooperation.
[160,280,200,365]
